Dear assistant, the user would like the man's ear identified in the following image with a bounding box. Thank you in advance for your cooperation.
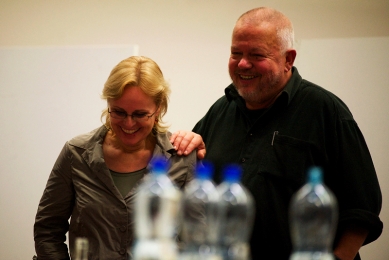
[284,49,297,72]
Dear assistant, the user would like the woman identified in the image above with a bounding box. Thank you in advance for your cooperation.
[34,56,197,260]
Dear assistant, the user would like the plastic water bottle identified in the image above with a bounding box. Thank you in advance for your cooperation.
[217,164,255,260]
[180,161,223,260]
[133,157,182,260]
[73,237,88,260]
[289,167,338,260]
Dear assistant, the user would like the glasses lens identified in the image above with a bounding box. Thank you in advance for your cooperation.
[110,110,126,119]
[109,108,157,122]
[132,113,149,121]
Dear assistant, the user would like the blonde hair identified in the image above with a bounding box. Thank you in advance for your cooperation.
[101,56,171,133]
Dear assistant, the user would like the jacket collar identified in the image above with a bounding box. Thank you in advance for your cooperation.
[69,126,177,168]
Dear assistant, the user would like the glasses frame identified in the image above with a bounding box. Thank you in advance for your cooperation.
[108,107,159,122]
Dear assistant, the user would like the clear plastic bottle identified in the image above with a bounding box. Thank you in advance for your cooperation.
[289,167,338,260]
[133,157,182,260]
[217,164,255,260]
[180,161,223,260]
[73,237,89,260]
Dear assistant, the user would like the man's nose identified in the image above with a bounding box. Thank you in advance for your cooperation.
[238,57,252,69]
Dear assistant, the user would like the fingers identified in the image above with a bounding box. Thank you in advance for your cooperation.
[169,131,179,147]
[176,132,195,156]
[170,131,205,156]
[170,130,192,154]
[170,131,188,152]
[179,137,198,156]
[196,145,206,160]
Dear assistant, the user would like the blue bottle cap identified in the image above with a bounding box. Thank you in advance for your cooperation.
[222,164,242,183]
[196,161,214,180]
[307,166,323,185]
[151,157,168,175]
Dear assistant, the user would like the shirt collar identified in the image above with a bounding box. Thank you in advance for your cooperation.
[225,66,302,108]
[280,66,302,106]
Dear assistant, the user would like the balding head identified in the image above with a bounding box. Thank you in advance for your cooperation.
[235,7,294,54]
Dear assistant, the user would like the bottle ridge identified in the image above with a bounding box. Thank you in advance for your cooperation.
[133,157,182,260]
[73,237,89,260]
[216,164,255,260]
[180,161,223,260]
[289,167,338,260]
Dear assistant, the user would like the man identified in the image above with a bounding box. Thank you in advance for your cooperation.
[171,7,382,260]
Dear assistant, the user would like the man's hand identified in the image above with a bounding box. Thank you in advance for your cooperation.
[170,131,206,160]
[333,225,369,260]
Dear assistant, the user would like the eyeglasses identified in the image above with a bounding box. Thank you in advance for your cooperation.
[108,108,158,122]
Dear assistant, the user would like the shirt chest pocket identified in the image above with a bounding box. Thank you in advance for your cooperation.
[258,132,319,190]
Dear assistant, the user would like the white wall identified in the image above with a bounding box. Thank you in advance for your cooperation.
[1,1,388,259]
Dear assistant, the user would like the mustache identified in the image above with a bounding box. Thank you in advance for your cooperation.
[235,69,255,74]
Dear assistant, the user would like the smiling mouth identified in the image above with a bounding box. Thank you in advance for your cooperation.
[239,74,256,80]
[121,127,139,134]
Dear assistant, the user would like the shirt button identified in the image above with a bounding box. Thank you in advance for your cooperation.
[119,248,126,255]
[120,225,127,232]
[241,158,246,163]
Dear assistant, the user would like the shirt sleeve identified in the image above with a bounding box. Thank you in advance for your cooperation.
[331,117,383,245]
[34,143,74,260]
